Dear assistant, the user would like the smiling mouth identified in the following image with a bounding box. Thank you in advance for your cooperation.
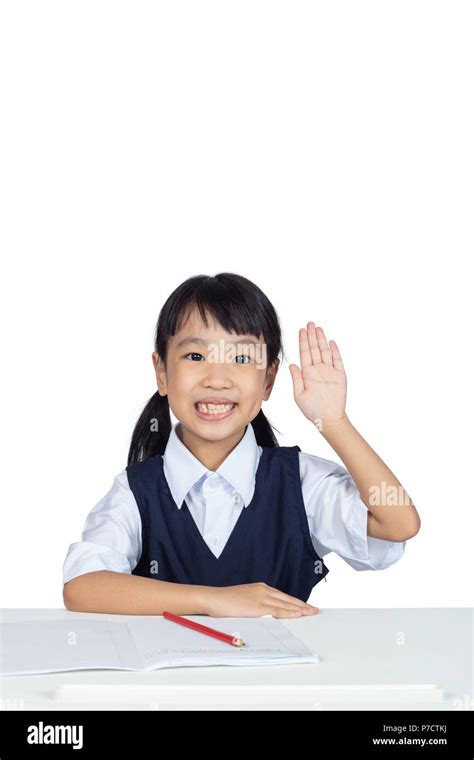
[194,402,238,420]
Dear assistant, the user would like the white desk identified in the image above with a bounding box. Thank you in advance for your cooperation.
[1,608,472,711]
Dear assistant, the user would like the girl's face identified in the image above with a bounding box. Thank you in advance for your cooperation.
[152,308,279,451]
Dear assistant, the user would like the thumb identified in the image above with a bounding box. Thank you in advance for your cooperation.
[289,364,304,397]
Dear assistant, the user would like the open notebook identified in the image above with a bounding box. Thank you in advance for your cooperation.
[0,616,318,675]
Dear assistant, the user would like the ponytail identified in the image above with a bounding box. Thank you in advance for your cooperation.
[127,391,172,465]
[250,409,281,448]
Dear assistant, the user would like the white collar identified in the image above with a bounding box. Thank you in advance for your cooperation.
[163,421,261,509]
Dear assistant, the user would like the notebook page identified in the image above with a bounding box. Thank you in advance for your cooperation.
[0,619,141,675]
[126,615,319,669]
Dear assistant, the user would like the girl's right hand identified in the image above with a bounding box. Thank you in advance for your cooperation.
[202,582,319,619]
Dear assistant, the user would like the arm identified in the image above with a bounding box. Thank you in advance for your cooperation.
[320,415,420,541]
[63,570,211,615]
[289,322,421,543]
[63,572,319,618]
[300,452,407,570]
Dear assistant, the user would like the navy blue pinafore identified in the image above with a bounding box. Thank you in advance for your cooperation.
[127,444,329,601]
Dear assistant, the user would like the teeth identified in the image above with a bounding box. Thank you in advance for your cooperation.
[196,403,236,414]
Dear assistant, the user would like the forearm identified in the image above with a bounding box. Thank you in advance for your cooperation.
[63,570,213,616]
[319,415,421,539]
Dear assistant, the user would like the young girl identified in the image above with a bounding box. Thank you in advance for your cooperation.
[63,272,420,618]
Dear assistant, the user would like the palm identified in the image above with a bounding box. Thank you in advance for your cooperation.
[289,323,347,425]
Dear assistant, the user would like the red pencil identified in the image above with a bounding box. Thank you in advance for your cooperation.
[163,610,245,647]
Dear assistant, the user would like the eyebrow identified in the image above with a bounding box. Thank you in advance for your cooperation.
[175,336,261,349]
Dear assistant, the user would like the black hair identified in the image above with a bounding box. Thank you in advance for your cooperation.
[127,272,286,464]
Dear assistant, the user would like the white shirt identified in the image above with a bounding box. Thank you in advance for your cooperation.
[63,422,405,585]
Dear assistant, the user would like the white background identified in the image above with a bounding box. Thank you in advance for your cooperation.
[1,1,472,608]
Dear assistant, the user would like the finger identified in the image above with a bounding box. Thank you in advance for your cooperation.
[266,600,317,615]
[329,339,345,373]
[306,322,322,365]
[310,323,333,367]
[298,327,313,369]
[269,607,316,619]
[269,606,304,618]
[289,363,305,397]
[260,583,319,610]
[266,589,317,610]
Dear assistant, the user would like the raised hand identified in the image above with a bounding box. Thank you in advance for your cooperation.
[289,322,347,426]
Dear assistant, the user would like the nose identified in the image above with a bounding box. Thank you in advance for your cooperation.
[202,359,234,388]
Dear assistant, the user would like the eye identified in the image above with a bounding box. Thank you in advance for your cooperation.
[183,352,253,364]
[235,354,252,364]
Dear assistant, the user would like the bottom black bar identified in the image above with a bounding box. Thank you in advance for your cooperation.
[0,709,472,756]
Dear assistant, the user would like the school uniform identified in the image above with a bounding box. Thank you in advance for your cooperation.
[63,422,405,601]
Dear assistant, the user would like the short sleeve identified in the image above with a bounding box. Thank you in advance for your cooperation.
[299,452,406,571]
[63,470,142,585]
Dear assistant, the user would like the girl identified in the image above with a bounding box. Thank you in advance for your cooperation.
[63,272,420,618]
